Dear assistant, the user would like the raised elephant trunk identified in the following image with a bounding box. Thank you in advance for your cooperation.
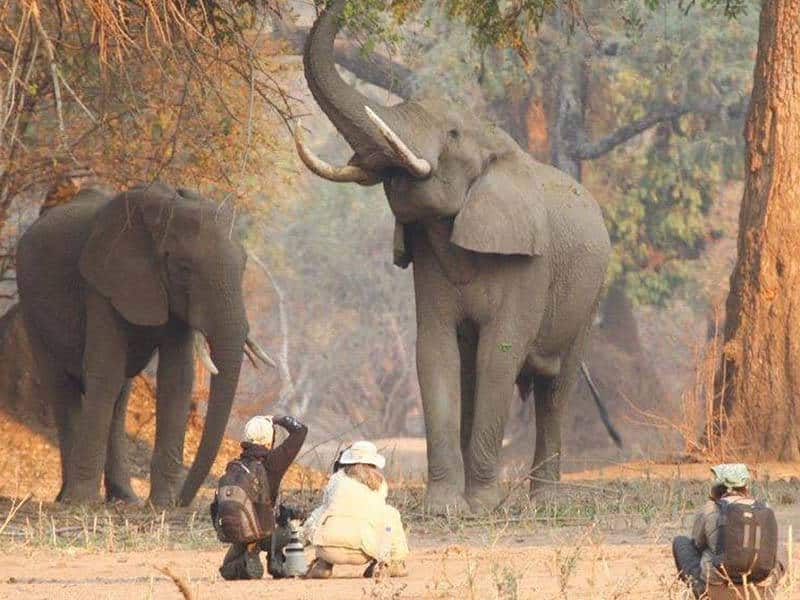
[178,340,243,506]
[302,0,425,174]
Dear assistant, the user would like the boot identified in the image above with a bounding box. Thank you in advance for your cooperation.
[363,560,378,578]
[305,558,333,579]
[243,543,264,580]
[364,560,408,578]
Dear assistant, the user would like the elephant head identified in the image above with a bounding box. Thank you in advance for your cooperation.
[78,182,271,505]
[296,0,547,263]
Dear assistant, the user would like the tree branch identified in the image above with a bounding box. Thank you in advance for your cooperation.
[574,101,720,161]
[278,24,413,99]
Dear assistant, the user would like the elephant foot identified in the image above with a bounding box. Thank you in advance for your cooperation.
[465,482,502,514]
[423,482,469,516]
[56,483,103,505]
[148,494,177,508]
[105,481,141,505]
[148,486,178,508]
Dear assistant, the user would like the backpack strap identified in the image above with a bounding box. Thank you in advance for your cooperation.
[714,499,729,556]
[234,460,252,475]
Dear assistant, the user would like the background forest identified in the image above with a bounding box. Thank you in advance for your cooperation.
[0,0,762,469]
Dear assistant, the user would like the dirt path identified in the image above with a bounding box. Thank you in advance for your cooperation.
[3,522,799,600]
[0,539,686,599]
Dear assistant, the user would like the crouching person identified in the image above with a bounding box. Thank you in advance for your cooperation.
[672,464,784,599]
[303,441,409,579]
[211,414,307,580]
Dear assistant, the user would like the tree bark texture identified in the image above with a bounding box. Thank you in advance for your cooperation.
[720,0,800,460]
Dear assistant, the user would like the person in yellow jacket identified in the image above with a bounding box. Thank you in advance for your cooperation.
[304,441,409,578]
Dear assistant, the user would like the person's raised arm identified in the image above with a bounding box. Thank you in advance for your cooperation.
[266,415,308,481]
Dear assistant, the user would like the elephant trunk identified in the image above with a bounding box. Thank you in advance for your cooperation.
[303,0,408,172]
[178,338,244,506]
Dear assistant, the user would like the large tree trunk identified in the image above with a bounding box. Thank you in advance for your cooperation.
[718,0,800,460]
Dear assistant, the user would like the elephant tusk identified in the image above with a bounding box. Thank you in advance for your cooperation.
[364,106,432,178]
[246,336,277,369]
[193,331,219,376]
[294,120,378,185]
[243,344,259,370]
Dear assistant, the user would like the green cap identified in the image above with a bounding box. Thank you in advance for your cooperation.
[711,463,751,490]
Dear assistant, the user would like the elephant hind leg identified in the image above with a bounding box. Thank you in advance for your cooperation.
[530,373,563,492]
[529,333,587,496]
[104,379,139,503]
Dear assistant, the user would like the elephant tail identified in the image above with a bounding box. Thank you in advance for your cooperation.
[579,361,623,449]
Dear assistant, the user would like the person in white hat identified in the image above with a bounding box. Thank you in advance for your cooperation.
[304,441,409,579]
[215,414,307,580]
[672,464,784,597]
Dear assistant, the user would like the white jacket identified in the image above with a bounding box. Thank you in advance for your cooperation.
[303,470,407,561]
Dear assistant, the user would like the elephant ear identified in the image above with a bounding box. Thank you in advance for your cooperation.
[79,188,169,326]
[451,156,548,257]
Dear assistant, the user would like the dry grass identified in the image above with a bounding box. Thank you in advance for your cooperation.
[3,476,798,552]
[623,304,773,465]
[1,478,798,599]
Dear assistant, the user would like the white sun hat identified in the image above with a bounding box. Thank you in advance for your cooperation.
[243,415,274,447]
[339,440,386,470]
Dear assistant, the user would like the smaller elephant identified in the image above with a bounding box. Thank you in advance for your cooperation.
[16,181,273,505]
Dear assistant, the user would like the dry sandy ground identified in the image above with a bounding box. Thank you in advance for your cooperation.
[0,538,711,600]
[4,389,800,599]
[3,515,800,600]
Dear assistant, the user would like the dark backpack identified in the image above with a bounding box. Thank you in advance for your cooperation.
[211,459,270,544]
[714,499,778,584]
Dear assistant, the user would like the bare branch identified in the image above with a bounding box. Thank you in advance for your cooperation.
[29,0,65,138]
[155,566,194,600]
[574,101,721,160]
[278,24,414,99]
[247,250,296,406]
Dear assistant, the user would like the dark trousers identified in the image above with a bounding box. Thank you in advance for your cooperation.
[673,536,707,598]
[219,524,293,580]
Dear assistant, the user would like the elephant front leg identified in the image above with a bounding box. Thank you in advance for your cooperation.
[464,330,523,513]
[104,380,140,503]
[53,379,81,502]
[62,291,127,504]
[149,323,194,506]
[417,322,469,515]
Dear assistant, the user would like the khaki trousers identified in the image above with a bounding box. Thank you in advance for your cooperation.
[315,545,371,566]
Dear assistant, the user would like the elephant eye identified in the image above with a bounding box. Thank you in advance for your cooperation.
[448,129,460,140]
[167,257,192,286]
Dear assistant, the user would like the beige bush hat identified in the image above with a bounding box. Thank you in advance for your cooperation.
[243,415,274,447]
[711,463,751,489]
[339,440,386,469]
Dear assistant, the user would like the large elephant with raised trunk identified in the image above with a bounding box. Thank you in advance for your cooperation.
[295,0,612,513]
[16,182,273,506]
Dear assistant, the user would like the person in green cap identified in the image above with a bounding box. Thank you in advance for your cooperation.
[672,463,783,598]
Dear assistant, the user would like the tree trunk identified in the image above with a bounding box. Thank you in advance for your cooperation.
[546,33,587,180]
[718,0,800,460]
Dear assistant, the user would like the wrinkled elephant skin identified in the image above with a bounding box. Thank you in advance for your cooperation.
[16,182,251,506]
[298,0,612,514]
